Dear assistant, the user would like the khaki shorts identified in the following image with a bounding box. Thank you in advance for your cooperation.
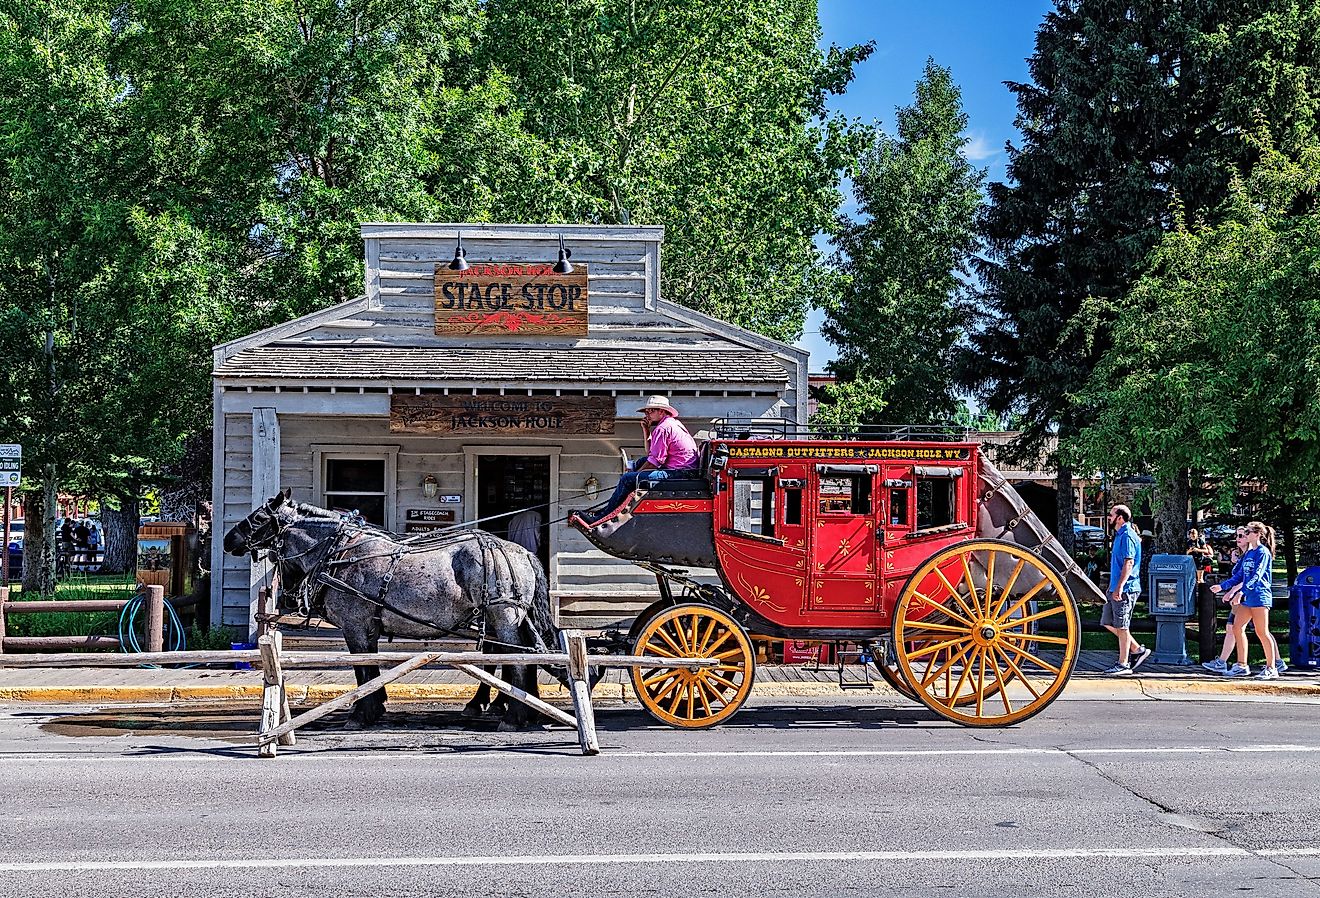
[1100,591,1139,630]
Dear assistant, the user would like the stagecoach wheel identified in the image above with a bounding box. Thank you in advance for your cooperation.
[630,603,755,729]
[892,538,1080,727]
[875,650,917,700]
[879,640,1007,707]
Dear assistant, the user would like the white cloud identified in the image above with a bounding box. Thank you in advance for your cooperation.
[960,133,999,162]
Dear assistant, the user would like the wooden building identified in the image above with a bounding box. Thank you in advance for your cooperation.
[211,224,808,637]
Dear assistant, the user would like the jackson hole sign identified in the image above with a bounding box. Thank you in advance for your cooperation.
[390,395,615,436]
[434,262,589,336]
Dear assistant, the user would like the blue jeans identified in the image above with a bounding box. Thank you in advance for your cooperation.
[601,461,693,512]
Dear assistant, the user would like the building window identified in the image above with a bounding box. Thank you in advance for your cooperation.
[324,459,386,525]
[313,445,398,529]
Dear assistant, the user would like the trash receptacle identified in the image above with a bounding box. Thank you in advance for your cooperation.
[1288,566,1320,670]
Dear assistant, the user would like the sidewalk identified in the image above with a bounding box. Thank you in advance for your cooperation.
[0,650,1315,705]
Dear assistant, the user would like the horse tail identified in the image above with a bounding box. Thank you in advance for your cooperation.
[529,555,558,651]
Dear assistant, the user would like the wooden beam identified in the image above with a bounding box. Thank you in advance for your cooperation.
[2,600,132,614]
[1,636,123,652]
[258,631,294,758]
[145,585,165,654]
[257,651,445,746]
[452,663,577,730]
[561,630,599,756]
[249,407,280,640]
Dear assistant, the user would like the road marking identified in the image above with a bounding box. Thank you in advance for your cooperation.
[609,744,1320,759]
[0,846,1290,873]
[0,744,1316,763]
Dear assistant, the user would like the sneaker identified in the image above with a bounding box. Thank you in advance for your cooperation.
[1276,658,1288,674]
[1223,663,1250,678]
[1130,647,1153,671]
[1103,662,1133,676]
[1255,666,1279,680]
[1201,658,1228,673]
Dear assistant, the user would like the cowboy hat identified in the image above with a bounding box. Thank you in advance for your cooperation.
[636,395,679,416]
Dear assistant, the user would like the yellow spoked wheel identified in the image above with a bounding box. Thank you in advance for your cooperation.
[875,649,918,700]
[878,640,1008,707]
[892,538,1080,727]
[630,603,755,729]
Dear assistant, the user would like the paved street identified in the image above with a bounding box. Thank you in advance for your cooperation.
[1,693,1318,897]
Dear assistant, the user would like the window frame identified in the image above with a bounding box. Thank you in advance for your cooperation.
[311,444,399,530]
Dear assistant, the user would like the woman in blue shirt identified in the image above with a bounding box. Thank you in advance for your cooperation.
[1218,521,1278,679]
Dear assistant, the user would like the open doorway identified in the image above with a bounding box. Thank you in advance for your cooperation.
[476,455,551,573]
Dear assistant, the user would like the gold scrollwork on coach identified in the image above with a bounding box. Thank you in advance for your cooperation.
[737,575,787,613]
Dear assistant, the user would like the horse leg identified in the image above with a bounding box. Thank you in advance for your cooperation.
[462,669,496,718]
[343,626,386,730]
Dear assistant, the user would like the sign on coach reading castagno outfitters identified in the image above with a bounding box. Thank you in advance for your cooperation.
[390,395,615,436]
[434,262,589,336]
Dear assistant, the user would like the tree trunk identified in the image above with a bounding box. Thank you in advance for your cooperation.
[1279,502,1298,586]
[99,495,139,575]
[20,473,58,597]
[1055,464,1075,553]
[1154,469,1189,556]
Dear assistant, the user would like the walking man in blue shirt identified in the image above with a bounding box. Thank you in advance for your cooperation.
[1102,504,1152,675]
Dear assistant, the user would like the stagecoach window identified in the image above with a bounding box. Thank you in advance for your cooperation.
[818,474,872,515]
[889,488,909,527]
[732,477,775,537]
[783,487,802,525]
[324,458,387,526]
[916,477,957,530]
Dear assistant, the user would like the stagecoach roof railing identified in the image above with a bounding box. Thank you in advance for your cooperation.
[709,419,972,443]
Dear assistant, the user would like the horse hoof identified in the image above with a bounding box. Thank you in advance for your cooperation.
[461,703,488,719]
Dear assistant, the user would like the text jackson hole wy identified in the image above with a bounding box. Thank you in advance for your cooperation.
[450,398,572,430]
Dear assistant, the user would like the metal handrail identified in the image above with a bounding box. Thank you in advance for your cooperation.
[710,419,971,442]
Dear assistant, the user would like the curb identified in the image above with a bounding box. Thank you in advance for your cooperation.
[0,676,1317,706]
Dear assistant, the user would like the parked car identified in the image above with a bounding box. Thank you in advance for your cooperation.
[5,520,21,580]
[1073,522,1106,550]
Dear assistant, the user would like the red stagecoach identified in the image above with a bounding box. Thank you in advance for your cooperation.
[569,424,1104,729]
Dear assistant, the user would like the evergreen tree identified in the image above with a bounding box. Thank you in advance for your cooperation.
[963,0,1320,547]
[819,60,983,425]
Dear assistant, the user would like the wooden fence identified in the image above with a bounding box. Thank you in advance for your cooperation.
[0,585,167,654]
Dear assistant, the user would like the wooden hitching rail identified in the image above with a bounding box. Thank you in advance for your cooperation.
[0,626,716,759]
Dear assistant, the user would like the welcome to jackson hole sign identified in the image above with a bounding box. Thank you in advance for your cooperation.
[434,262,589,336]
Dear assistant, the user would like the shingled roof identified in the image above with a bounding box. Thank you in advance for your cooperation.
[214,344,788,385]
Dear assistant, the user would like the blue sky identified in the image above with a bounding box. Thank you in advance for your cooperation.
[797,0,1055,370]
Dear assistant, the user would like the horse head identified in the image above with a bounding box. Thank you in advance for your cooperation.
[223,488,295,559]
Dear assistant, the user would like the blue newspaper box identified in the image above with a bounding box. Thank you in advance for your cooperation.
[1147,554,1196,664]
[1289,565,1320,669]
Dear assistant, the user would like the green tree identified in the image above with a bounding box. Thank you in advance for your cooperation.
[1068,136,1320,569]
[480,0,871,341]
[963,0,1320,550]
[0,1,136,593]
[818,60,983,425]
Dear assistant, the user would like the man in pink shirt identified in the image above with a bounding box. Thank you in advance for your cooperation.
[591,395,699,519]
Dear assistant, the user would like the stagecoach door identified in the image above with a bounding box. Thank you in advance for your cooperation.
[809,464,879,612]
[475,455,550,572]
[879,464,924,605]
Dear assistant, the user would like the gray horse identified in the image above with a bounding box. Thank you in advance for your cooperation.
[222,490,559,731]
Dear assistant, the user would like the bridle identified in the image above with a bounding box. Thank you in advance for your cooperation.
[231,500,290,561]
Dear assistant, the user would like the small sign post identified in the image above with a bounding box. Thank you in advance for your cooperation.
[0,445,19,585]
